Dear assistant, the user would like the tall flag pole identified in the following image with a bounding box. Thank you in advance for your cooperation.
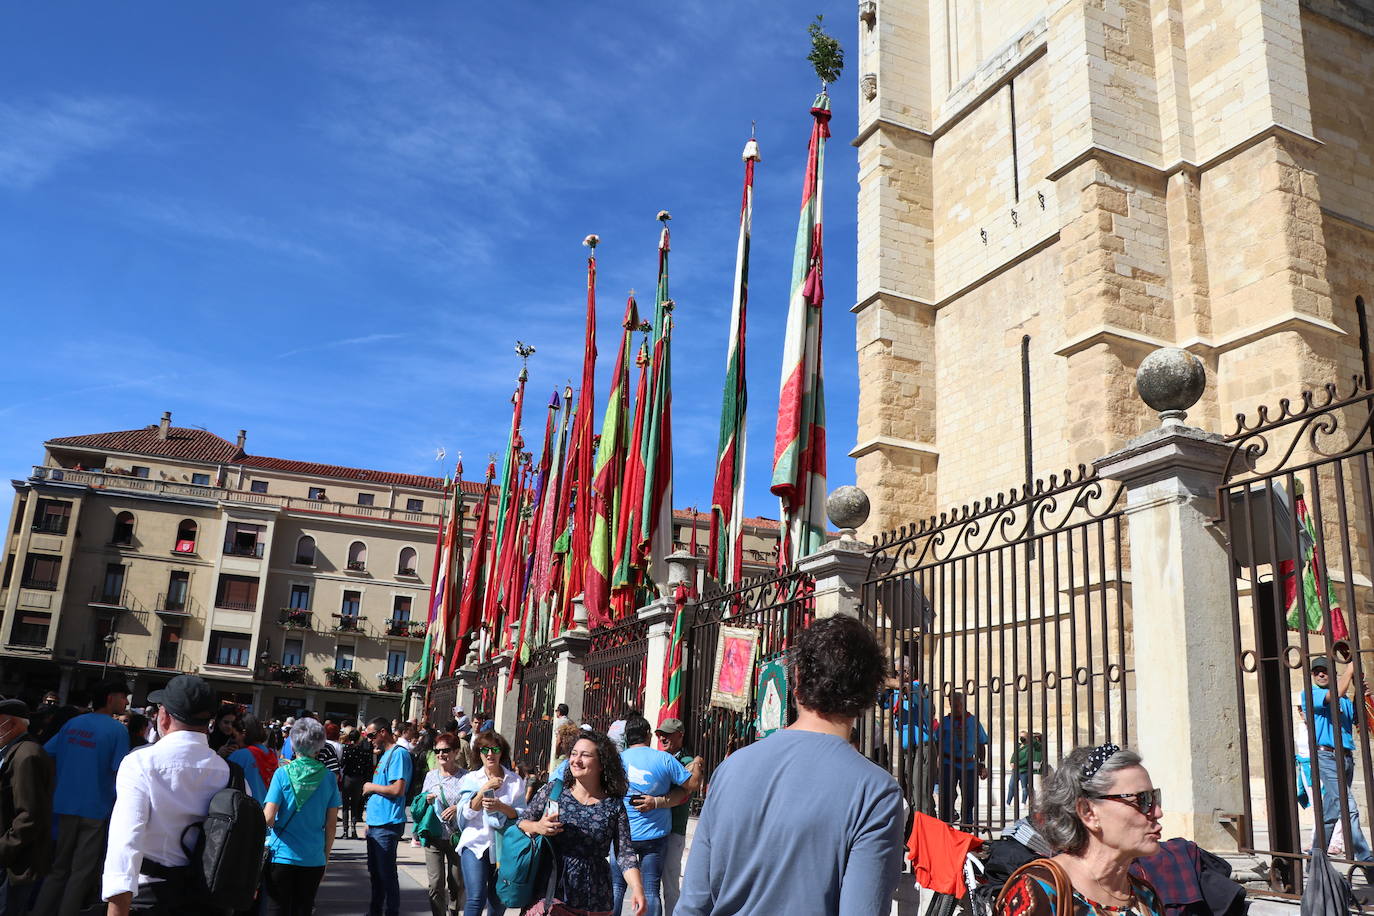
[511,393,559,666]
[482,356,531,650]
[634,211,676,595]
[563,240,600,627]
[524,390,564,648]
[412,474,452,688]
[587,291,639,625]
[545,385,576,637]
[770,91,833,567]
[614,336,652,617]
[451,461,496,671]
[430,459,465,679]
[710,135,760,585]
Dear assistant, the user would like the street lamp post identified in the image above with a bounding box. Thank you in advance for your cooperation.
[102,632,117,677]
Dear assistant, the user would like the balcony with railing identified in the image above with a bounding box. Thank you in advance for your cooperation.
[215,597,257,612]
[345,561,368,573]
[31,516,69,535]
[223,542,265,559]
[90,587,141,612]
[267,663,309,684]
[147,649,193,672]
[156,593,198,619]
[29,466,444,527]
[377,673,404,693]
[20,576,58,591]
[384,618,426,639]
[323,667,362,689]
[331,613,366,634]
[279,608,314,630]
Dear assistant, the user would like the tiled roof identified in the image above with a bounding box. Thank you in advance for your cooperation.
[47,426,485,494]
[48,427,243,463]
[671,509,780,530]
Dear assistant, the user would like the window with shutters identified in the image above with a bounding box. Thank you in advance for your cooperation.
[215,575,259,611]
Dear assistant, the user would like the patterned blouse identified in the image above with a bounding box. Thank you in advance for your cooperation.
[999,865,1165,916]
[523,779,639,912]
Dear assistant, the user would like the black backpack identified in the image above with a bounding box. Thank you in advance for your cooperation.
[181,761,267,912]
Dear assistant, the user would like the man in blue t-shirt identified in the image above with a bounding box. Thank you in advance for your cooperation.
[937,691,989,827]
[1302,655,1374,872]
[611,714,693,916]
[32,680,130,916]
[362,717,412,916]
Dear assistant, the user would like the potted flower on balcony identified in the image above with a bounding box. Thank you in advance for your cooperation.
[332,614,365,633]
[280,608,313,630]
[407,620,428,639]
[324,667,361,689]
[397,567,417,576]
[377,672,403,693]
[346,560,367,572]
[277,664,307,684]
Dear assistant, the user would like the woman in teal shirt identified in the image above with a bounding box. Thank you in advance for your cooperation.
[263,718,342,916]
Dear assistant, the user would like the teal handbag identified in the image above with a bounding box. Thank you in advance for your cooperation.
[409,785,447,847]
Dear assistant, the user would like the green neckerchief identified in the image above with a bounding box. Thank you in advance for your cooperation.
[284,756,327,811]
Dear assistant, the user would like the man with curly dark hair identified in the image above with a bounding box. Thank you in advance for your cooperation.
[677,615,905,916]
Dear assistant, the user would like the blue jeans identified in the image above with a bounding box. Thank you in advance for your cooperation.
[366,822,403,916]
[611,834,665,916]
[1316,748,1374,863]
[459,848,502,916]
[1006,770,1031,804]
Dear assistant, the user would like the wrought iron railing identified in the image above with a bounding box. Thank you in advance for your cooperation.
[515,646,559,772]
[582,617,650,733]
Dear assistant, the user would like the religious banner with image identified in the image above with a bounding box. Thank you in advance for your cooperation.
[710,625,758,712]
[755,653,789,739]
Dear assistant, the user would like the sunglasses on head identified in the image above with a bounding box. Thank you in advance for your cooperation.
[1088,788,1162,814]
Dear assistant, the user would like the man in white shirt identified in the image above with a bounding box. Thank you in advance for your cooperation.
[102,675,227,916]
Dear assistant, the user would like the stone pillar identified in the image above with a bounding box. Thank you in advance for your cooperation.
[493,657,519,738]
[549,630,591,724]
[639,597,677,728]
[454,665,478,722]
[1094,348,1241,849]
[797,541,871,620]
[58,667,74,705]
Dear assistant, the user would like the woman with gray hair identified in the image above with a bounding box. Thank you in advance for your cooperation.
[261,717,342,916]
[995,744,1165,916]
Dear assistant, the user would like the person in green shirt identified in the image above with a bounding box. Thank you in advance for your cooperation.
[654,718,703,915]
[1006,731,1044,804]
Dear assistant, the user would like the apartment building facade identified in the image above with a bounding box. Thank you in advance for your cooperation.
[0,412,481,722]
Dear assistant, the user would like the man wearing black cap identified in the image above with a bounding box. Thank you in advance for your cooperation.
[101,675,228,916]
[0,698,54,916]
[1302,655,1374,873]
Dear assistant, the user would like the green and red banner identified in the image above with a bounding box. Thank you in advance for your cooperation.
[771,93,831,567]
[710,138,760,585]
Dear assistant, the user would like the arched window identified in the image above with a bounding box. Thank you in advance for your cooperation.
[397,546,417,576]
[295,535,316,566]
[112,511,135,546]
[347,541,367,571]
[174,520,197,554]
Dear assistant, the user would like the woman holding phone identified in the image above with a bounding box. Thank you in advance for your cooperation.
[520,731,646,916]
[453,730,525,916]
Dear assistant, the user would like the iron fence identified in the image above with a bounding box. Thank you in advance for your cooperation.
[862,465,1131,835]
[582,617,649,733]
[1217,378,1374,898]
[515,646,559,773]
[683,569,815,796]
[473,659,502,723]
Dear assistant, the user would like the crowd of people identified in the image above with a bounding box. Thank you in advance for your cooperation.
[0,612,1184,916]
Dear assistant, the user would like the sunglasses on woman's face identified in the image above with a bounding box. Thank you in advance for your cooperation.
[477,746,501,755]
[435,747,454,754]
[1088,788,1162,814]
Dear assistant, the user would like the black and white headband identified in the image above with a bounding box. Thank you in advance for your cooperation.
[1082,743,1120,781]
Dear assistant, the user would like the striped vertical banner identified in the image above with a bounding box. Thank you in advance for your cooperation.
[709,137,760,585]
[770,93,831,567]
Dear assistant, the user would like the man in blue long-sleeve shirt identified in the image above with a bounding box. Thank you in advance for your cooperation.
[677,616,905,916]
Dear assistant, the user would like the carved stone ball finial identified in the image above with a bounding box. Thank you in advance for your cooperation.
[826,485,870,541]
[1136,347,1206,427]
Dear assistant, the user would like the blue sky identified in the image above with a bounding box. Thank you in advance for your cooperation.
[0,2,859,521]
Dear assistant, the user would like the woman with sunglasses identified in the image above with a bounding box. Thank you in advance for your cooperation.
[996,745,1165,916]
[453,731,525,916]
[421,732,468,916]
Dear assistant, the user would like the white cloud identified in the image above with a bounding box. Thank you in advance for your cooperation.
[0,95,155,190]
[276,333,406,359]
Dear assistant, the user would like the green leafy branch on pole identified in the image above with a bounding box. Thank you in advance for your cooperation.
[808,14,844,88]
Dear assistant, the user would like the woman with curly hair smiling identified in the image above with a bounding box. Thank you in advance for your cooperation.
[676,615,905,916]
[520,731,645,915]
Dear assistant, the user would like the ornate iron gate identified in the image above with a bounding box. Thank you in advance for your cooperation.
[514,646,559,773]
[473,659,501,723]
[581,617,649,732]
[1217,379,1374,896]
[862,467,1131,833]
[683,569,815,790]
